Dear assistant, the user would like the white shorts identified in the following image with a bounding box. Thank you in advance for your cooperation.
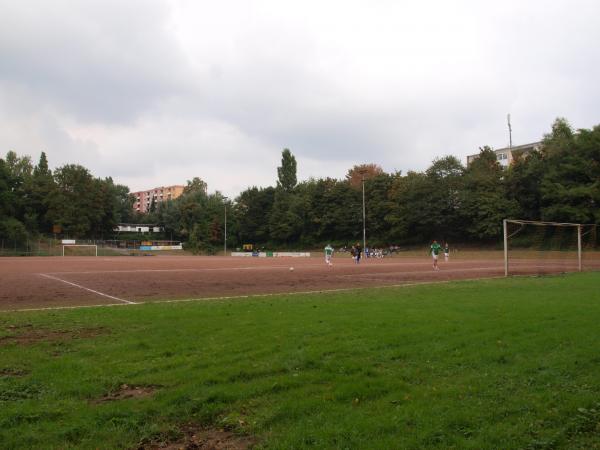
[432,253,438,260]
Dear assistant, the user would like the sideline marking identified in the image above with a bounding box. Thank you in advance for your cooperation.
[43,260,503,275]
[3,267,592,314]
[39,273,136,305]
[5,275,508,313]
[44,266,299,275]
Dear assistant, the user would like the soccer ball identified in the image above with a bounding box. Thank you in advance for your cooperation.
[289,267,294,272]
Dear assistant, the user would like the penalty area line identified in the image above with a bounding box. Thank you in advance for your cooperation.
[39,273,137,305]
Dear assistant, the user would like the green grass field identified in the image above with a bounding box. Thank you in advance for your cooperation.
[1,274,600,449]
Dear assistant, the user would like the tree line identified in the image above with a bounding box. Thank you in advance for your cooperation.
[1,118,598,251]
[0,152,132,244]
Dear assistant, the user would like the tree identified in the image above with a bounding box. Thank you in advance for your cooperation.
[3,151,33,230]
[5,151,33,180]
[459,147,519,239]
[539,119,600,223]
[345,163,384,189]
[183,177,208,195]
[149,196,157,214]
[0,158,17,220]
[505,150,545,221]
[25,152,56,234]
[0,158,27,244]
[423,156,465,240]
[277,149,297,192]
[46,165,99,237]
[268,189,303,243]
[387,171,437,244]
[234,186,275,245]
[362,173,395,245]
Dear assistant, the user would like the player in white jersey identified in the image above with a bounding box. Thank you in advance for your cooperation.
[324,244,334,266]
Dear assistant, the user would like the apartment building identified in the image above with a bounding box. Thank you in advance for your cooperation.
[132,185,185,213]
[467,142,541,167]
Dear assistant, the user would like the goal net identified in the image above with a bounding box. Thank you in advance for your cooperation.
[503,219,599,276]
[62,244,98,257]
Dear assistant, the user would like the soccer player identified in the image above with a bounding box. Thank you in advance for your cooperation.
[444,242,449,262]
[431,240,441,270]
[355,243,362,264]
[324,243,334,266]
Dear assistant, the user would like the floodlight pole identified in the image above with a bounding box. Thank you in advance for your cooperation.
[503,219,508,277]
[360,170,367,254]
[507,114,513,149]
[223,197,228,256]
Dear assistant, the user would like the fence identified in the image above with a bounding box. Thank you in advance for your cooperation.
[0,238,184,256]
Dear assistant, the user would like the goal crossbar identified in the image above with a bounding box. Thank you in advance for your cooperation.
[62,244,98,257]
[505,219,595,227]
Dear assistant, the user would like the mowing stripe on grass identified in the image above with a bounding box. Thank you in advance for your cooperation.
[39,273,137,305]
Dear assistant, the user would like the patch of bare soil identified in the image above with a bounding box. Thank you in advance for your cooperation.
[0,325,108,346]
[0,367,29,377]
[139,424,257,450]
[94,384,159,403]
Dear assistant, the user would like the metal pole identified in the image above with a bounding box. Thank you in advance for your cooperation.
[362,175,366,254]
[223,197,228,256]
[507,114,512,149]
[503,219,508,277]
[577,224,582,272]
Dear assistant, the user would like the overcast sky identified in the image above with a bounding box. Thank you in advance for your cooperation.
[1,0,599,197]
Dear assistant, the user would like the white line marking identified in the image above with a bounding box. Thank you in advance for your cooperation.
[42,261,502,275]
[3,274,510,313]
[44,265,302,275]
[93,275,512,306]
[3,303,131,313]
[2,268,594,314]
[39,273,136,305]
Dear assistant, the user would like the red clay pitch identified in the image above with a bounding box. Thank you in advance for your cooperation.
[0,254,597,311]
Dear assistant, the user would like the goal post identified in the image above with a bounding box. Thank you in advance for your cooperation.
[62,244,98,257]
[503,219,597,276]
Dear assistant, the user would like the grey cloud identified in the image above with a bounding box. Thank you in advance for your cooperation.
[1,0,600,196]
[0,0,188,123]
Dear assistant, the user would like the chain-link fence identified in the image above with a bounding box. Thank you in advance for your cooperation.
[0,238,133,256]
[0,237,185,256]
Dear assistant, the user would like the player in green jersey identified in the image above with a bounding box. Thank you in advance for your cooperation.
[324,244,334,266]
[431,240,442,270]
[444,242,449,262]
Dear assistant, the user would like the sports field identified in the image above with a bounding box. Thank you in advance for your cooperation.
[1,272,600,449]
[1,252,599,311]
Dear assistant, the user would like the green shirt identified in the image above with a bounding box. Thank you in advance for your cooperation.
[324,245,334,256]
[444,245,449,253]
[431,243,441,256]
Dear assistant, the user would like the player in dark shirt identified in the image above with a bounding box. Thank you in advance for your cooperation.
[355,243,362,264]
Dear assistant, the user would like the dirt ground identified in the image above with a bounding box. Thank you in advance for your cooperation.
[0,253,598,311]
[139,423,257,450]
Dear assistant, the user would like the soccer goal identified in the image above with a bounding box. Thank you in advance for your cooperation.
[503,219,598,276]
[62,244,98,257]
